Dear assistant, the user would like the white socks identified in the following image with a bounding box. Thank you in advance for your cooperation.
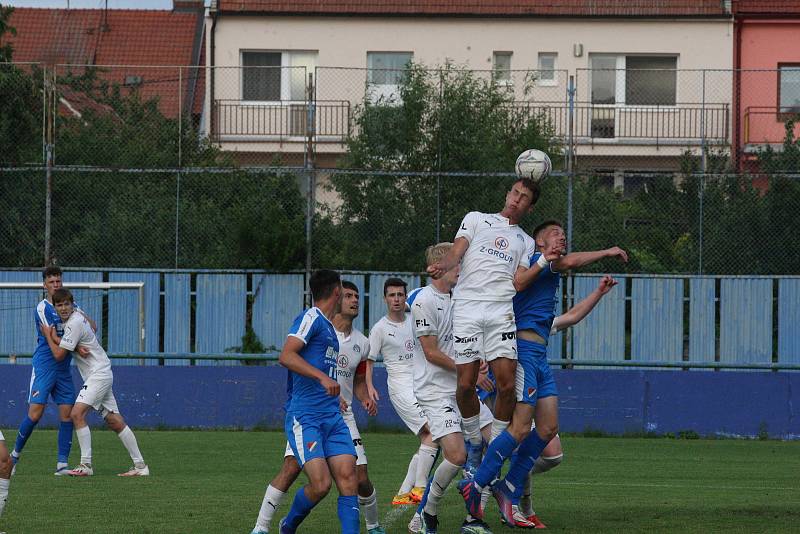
[76,426,92,465]
[423,458,460,516]
[255,484,286,531]
[0,477,9,518]
[118,426,145,468]
[358,488,380,530]
[462,414,482,447]
[415,444,438,487]
[399,453,418,494]
[490,418,510,442]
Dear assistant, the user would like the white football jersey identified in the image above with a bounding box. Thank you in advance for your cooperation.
[409,285,456,402]
[368,315,418,387]
[335,327,370,405]
[453,211,537,302]
[59,312,112,380]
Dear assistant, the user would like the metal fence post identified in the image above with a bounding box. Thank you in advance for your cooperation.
[44,67,56,265]
[304,71,316,307]
[566,75,575,255]
[698,175,704,275]
[701,69,707,173]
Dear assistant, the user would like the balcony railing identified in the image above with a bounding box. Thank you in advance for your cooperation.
[744,106,800,145]
[213,99,351,140]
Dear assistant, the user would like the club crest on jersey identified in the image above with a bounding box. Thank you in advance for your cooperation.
[494,237,509,250]
[353,344,360,353]
[306,441,318,452]
[338,354,349,368]
[404,340,414,351]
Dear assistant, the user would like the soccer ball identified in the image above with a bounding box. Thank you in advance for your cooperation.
[515,149,552,182]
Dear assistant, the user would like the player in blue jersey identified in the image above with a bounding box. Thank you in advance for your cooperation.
[461,221,628,525]
[10,266,95,476]
[278,269,360,534]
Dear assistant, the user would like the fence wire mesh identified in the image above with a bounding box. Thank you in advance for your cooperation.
[2,63,800,273]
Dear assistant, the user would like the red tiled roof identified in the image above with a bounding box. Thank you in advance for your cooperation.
[217,0,729,17]
[732,1,800,15]
[2,7,205,118]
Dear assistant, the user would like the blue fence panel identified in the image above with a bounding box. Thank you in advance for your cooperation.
[108,272,160,366]
[778,278,800,367]
[252,274,304,351]
[720,279,772,366]
[689,278,715,367]
[195,274,247,365]
[546,280,564,360]
[164,273,191,365]
[571,275,626,364]
[367,274,422,333]
[631,278,683,363]
[64,271,104,341]
[0,271,40,363]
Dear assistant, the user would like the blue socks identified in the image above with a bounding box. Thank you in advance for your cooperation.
[14,416,38,456]
[285,487,317,530]
[504,431,550,498]
[337,495,360,534]
[58,420,74,463]
[474,430,519,488]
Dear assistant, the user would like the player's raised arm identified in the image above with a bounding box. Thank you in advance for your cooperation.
[514,239,565,292]
[552,275,617,332]
[426,237,468,279]
[278,336,339,396]
[552,246,628,272]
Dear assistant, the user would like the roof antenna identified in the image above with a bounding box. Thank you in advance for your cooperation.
[101,0,109,32]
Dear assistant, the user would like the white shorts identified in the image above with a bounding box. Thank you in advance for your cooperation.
[453,300,518,364]
[76,373,119,418]
[420,395,495,442]
[284,408,367,466]
[0,429,4,441]
[388,380,428,435]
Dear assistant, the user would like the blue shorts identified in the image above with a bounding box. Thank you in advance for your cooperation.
[516,338,558,406]
[29,366,76,405]
[285,410,357,468]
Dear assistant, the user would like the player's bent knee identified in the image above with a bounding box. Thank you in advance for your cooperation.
[444,449,466,467]
[308,475,332,499]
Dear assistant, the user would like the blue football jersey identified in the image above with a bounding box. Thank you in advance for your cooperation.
[285,307,340,415]
[513,252,561,342]
[32,299,72,371]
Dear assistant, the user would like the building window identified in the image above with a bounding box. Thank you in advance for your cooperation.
[241,50,317,102]
[367,52,413,85]
[590,54,677,106]
[537,53,557,86]
[779,63,800,116]
[493,52,512,84]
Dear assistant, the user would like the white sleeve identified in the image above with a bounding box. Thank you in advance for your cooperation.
[411,294,439,338]
[368,324,382,362]
[59,316,83,351]
[520,234,538,269]
[360,339,370,362]
[454,211,481,243]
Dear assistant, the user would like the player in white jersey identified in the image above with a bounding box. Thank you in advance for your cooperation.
[365,278,435,506]
[0,431,10,529]
[252,281,386,534]
[427,178,539,472]
[41,288,149,477]
[408,243,494,534]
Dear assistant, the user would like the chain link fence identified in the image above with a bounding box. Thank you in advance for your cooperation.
[2,62,800,273]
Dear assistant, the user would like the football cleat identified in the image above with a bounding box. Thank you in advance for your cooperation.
[499,505,540,528]
[421,511,438,534]
[491,480,515,526]
[409,486,425,503]
[250,530,269,534]
[68,463,93,477]
[461,518,494,534]
[54,465,71,476]
[392,492,416,506]
[458,478,484,519]
[407,512,423,533]
[525,514,547,529]
[118,464,150,477]
[368,527,387,534]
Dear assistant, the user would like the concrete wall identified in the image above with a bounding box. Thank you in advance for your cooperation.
[2,366,797,439]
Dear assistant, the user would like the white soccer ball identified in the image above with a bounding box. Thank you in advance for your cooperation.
[515,149,552,183]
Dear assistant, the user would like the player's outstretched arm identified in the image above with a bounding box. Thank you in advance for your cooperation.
[278,337,340,396]
[551,246,628,272]
[514,240,564,292]
[426,237,468,279]
[552,275,617,331]
[417,334,456,371]
[41,324,69,362]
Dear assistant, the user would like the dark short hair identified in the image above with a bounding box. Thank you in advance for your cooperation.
[532,220,563,239]
[514,178,541,206]
[51,288,74,305]
[384,277,408,296]
[43,265,62,280]
[309,270,341,302]
[341,280,359,293]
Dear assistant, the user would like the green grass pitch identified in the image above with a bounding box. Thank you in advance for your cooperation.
[2,429,799,533]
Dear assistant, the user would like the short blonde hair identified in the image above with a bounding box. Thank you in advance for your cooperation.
[425,242,453,266]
